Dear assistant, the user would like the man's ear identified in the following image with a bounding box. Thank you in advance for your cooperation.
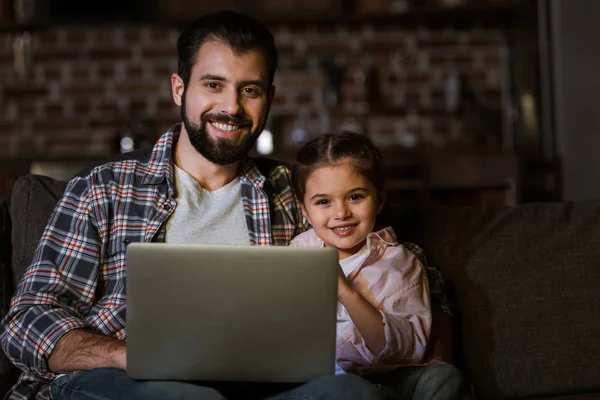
[171,73,185,107]
[300,203,312,226]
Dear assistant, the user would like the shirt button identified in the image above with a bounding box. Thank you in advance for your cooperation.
[164,203,172,211]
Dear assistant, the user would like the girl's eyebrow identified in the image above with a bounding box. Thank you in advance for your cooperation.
[309,187,368,201]
[345,187,369,195]
[309,193,329,201]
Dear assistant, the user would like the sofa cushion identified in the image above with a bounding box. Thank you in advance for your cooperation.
[8,174,600,398]
[534,394,600,400]
[11,175,68,286]
[389,202,600,399]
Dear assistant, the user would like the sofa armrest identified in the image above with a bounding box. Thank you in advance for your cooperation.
[0,353,19,399]
[0,199,12,319]
[1,177,68,397]
[0,199,19,398]
[10,175,68,286]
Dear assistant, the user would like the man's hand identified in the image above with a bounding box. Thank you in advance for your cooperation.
[48,329,127,373]
[112,343,127,370]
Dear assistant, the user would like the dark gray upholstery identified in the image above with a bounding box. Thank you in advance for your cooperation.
[10,175,68,286]
[1,177,67,397]
[389,203,600,399]
[1,174,600,399]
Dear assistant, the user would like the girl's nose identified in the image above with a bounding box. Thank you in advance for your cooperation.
[335,203,352,219]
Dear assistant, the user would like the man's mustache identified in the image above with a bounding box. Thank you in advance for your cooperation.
[201,113,252,126]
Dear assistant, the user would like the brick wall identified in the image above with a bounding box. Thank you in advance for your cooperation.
[0,9,508,161]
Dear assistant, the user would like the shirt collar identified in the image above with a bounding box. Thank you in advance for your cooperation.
[238,157,267,189]
[141,124,178,186]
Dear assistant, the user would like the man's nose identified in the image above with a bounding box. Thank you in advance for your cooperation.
[219,89,242,116]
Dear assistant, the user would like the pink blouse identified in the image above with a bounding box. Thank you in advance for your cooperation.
[290,226,432,375]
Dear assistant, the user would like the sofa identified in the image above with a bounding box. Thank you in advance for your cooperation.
[1,173,599,399]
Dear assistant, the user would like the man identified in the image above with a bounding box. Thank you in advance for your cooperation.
[1,10,467,400]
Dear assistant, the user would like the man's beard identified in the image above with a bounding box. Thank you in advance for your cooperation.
[180,92,268,165]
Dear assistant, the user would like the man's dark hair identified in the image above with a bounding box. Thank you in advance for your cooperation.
[177,10,278,87]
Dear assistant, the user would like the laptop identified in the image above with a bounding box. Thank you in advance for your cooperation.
[126,243,339,383]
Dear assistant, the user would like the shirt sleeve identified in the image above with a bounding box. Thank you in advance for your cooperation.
[293,206,310,237]
[336,245,432,375]
[403,242,454,318]
[0,177,102,379]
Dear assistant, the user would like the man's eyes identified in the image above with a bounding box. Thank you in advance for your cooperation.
[242,87,261,97]
[202,83,261,97]
[204,82,222,90]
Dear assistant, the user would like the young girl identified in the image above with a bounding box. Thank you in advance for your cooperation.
[290,131,431,376]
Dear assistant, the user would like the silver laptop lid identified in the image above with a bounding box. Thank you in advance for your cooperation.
[126,243,339,383]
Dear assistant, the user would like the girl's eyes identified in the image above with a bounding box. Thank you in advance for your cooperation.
[313,194,364,205]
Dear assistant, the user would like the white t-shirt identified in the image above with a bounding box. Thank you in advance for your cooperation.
[335,242,370,374]
[165,164,249,245]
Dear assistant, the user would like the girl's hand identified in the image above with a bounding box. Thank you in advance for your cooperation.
[337,265,354,302]
[335,265,386,354]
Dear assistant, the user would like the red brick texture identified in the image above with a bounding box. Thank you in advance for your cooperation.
[0,12,507,160]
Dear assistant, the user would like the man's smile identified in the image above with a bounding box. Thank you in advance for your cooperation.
[211,121,241,132]
[207,121,249,139]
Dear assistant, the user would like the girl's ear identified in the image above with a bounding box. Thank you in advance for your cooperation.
[300,203,312,226]
[377,191,387,214]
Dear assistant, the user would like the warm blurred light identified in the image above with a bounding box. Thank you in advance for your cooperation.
[521,93,538,133]
[13,32,32,80]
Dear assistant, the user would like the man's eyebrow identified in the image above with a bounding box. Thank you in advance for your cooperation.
[241,79,267,88]
[199,74,266,88]
[199,74,227,81]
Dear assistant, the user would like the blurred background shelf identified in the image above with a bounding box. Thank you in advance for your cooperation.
[0,0,522,31]
[1,0,586,207]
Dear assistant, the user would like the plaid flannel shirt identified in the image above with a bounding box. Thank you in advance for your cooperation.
[1,124,451,399]
[0,125,307,399]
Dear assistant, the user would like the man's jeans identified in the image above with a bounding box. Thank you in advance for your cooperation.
[50,368,386,400]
